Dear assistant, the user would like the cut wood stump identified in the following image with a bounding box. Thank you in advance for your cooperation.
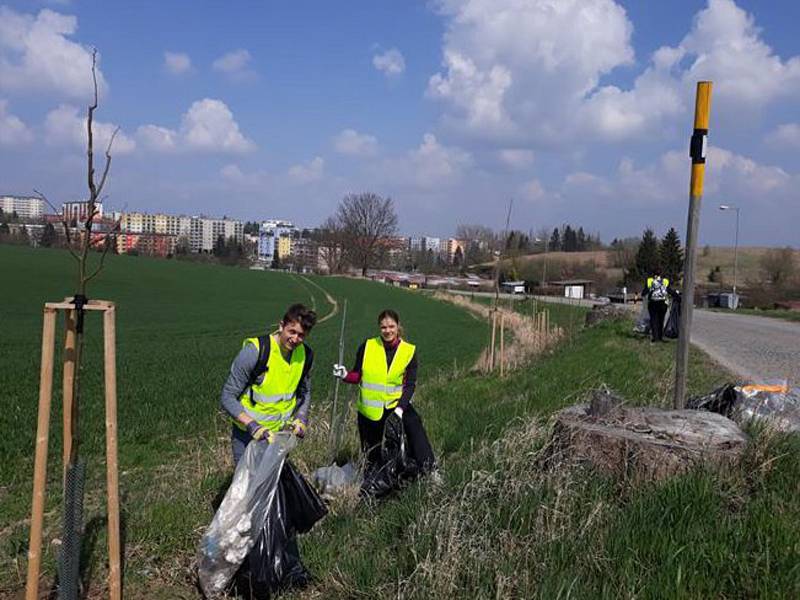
[548,391,748,482]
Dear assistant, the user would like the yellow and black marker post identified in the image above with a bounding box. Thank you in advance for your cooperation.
[674,81,712,408]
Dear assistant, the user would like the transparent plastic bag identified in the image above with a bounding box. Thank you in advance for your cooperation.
[197,433,297,598]
[735,381,800,433]
[633,297,650,334]
[688,381,800,433]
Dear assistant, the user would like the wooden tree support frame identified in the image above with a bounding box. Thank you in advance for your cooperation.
[26,298,121,600]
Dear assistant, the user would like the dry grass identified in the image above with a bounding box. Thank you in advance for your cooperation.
[433,292,563,372]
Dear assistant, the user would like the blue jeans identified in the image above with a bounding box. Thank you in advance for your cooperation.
[231,425,253,467]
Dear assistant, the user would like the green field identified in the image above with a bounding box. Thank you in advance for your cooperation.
[0,246,485,595]
[3,246,798,599]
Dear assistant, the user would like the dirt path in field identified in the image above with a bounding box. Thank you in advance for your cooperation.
[294,275,339,324]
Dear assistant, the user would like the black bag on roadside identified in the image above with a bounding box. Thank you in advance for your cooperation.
[360,413,419,499]
[234,461,327,599]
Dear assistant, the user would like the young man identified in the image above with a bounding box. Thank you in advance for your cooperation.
[220,303,317,465]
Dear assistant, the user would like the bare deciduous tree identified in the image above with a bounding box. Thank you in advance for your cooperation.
[760,247,796,287]
[336,192,398,276]
[314,216,347,274]
[31,51,122,594]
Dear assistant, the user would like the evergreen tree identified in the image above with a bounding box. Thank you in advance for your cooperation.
[243,221,260,235]
[213,234,226,257]
[563,225,576,252]
[40,222,57,247]
[577,227,587,251]
[549,227,561,251]
[634,228,660,282]
[659,227,684,283]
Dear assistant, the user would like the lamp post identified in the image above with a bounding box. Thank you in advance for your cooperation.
[719,204,740,307]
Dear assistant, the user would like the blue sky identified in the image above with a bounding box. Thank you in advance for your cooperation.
[1,0,798,246]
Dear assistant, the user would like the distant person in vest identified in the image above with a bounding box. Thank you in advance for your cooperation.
[333,309,436,475]
[643,269,672,342]
[220,303,317,466]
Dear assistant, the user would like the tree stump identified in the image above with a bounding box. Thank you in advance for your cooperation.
[548,401,748,481]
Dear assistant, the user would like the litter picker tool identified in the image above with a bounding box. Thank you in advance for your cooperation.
[328,299,348,462]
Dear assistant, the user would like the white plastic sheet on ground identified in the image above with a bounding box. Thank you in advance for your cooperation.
[197,433,297,598]
[312,462,359,499]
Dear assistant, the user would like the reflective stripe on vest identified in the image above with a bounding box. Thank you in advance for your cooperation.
[358,337,416,421]
[233,335,306,432]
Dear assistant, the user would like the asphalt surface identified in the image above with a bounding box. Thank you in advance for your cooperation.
[691,310,800,384]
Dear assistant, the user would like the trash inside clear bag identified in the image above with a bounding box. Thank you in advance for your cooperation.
[687,380,800,433]
[197,433,296,598]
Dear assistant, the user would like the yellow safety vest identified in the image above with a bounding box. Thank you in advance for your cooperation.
[647,276,669,300]
[358,337,416,421]
[234,335,306,432]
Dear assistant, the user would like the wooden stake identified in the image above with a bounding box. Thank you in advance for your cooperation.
[62,309,77,484]
[489,311,497,372]
[103,307,122,600]
[499,313,505,377]
[26,308,57,600]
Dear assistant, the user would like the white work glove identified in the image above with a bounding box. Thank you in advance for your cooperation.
[393,406,404,418]
[332,364,348,379]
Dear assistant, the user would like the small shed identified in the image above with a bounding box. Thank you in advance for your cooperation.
[501,280,527,294]
[551,279,593,300]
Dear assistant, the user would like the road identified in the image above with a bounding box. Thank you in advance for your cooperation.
[443,289,798,384]
[691,310,800,384]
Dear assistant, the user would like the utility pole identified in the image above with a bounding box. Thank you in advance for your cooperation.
[674,81,713,408]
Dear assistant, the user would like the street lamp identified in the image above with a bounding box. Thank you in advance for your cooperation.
[719,204,740,307]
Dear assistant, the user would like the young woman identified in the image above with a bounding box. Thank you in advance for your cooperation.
[333,309,435,474]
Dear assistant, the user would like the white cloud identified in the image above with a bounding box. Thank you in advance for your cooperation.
[164,51,191,75]
[212,49,256,81]
[679,0,800,107]
[766,123,800,148]
[0,7,107,100]
[0,99,33,145]
[44,104,135,153]
[373,48,406,76]
[334,128,378,156]
[561,144,791,208]
[288,156,325,183]
[220,163,271,187]
[428,0,633,141]
[428,0,800,147]
[137,99,256,154]
[382,133,472,189]
[136,124,177,152]
[520,178,545,201]
[498,148,534,169]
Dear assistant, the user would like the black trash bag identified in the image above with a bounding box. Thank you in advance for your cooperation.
[685,383,738,414]
[234,461,327,599]
[361,413,419,499]
[664,294,681,339]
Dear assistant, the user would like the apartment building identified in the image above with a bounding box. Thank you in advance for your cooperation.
[1,195,45,219]
[62,200,103,223]
[258,220,295,263]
